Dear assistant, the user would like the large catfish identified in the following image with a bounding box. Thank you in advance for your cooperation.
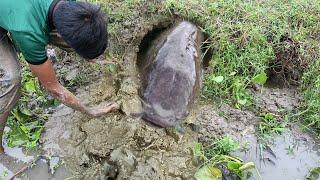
[139,21,203,127]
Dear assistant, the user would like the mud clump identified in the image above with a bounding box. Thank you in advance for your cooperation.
[137,21,203,127]
[42,106,197,179]
[191,104,258,146]
[252,86,302,114]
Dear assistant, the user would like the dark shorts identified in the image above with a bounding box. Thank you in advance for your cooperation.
[0,27,21,114]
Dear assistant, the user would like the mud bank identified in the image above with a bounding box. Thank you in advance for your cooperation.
[37,12,319,179]
[39,62,320,180]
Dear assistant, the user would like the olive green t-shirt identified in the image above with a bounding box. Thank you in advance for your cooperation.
[0,0,54,65]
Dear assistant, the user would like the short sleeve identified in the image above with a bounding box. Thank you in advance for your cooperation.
[11,31,48,65]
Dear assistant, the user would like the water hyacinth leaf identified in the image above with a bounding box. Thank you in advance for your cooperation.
[7,125,29,147]
[252,72,268,85]
[195,165,222,180]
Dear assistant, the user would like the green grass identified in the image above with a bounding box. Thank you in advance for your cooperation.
[299,59,320,137]
[306,167,320,180]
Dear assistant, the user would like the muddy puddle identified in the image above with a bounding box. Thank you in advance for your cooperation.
[234,130,320,179]
[0,157,71,180]
[0,128,72,180]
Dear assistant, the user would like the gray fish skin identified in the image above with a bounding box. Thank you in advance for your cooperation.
[140,21,203,127]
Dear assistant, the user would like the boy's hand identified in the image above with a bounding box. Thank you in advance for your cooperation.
[89,103,119,117]
[0,146,4,155]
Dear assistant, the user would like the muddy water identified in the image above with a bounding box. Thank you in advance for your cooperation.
[0,143,71,180]
[22,160,71,180]
[240,87,320,179]
[0,158,71,180]
[234,131,320,179]
[0,128,72,180]
[193,86,320,179]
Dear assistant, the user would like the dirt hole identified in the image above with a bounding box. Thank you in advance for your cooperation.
[201,36,214,69]
[137,24,212,80]
[136,24,172,94]
[137,26,169,68]
[267,35,306,87]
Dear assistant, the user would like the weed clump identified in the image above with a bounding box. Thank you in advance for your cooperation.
[193,136,256,180]
[257,112,287,145]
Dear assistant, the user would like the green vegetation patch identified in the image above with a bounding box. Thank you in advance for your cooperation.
[299,59,320,137]
[307,167,320,180]
[193,136,257,180]
[6,58,59,149]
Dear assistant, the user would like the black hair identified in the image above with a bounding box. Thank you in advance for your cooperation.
[53,1,107,59]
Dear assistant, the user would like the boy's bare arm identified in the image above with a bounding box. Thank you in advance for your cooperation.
[29,60,119,117]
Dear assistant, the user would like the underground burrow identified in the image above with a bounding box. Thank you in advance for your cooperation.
[266,35,306,87]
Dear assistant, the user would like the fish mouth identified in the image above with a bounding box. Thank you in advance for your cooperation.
[142,112,177,128]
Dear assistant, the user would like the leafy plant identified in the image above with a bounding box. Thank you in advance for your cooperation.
[257,112,287,145]
[252,72,268,86]
[195,165,222,180]
[194,136,257,180]
[6,56,59,149]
